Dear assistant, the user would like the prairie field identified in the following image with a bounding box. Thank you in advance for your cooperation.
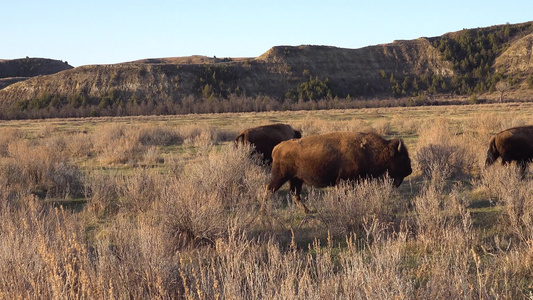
[2,102,533,299]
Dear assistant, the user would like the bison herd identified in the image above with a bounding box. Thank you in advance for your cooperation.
[236,124,533,213]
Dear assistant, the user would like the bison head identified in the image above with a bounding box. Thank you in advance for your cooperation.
[386,139,412,187]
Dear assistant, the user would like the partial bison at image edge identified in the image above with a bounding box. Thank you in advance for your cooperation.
[235,123,302,164]
[267,131,412,213]
[485,125,533,177]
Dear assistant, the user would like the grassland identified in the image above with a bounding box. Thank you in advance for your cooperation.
[1,102,533,299]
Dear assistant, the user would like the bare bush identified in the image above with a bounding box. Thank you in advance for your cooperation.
[478,166,533,241]
[0,127,24,157]
[372,119,392,135]
[390,114,420,135]
[0,138,84,198]
[116,168,162,213]
[65,132,94,158]
[90,212,171,299]
[157,144,268,250]
[319,178,401,237]
[295,116,373,136]
[137,124,183,146]
[177,124,235,147]
[0,198,95,299]
[415,144,460,180]
[84,171,119,218]
[415,118,477,179]
[338,231,415,298]
[412,227,478,298]
[0,158,27,201]
[141,146,164,166]
[413,182,472,238]
[92,123,147,165]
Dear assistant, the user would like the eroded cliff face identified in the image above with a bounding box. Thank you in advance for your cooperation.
[1,24,532,109]
[0,64,193,106]
[0,38,456,105]
[495,33,533,74]
[258,39,454,79]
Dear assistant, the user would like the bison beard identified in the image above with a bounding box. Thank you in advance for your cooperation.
[266,131,412,213]
[235,123,302,164]
[485,125,533,178]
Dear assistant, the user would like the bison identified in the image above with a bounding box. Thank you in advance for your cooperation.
[267,131,412,213]
[235,123,302,164]
[485,125,533,177]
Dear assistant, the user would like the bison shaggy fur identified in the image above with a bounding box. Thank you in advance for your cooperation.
[267,131,412,213]
[235,124,302,164]
[485,125,533,176]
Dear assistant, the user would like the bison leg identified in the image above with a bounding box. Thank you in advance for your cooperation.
[266,175,289,193]
[263,175,290,213]
[518,160,528,179]
[289,178,312,214]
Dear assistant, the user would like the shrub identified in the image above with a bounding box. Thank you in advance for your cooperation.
[0,139,84,199]
[414,118,476,179]
[84,171,119,218]
[92,123,147,165]
[156,144,267,250]
[319,178,401,237]
[137,124,183,146]
[478,165,533,241]
[0,128,24,157]
[117,168,161,213]
[372,119,392,135]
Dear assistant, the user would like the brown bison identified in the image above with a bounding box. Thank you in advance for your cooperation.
[235,124,302,164]
[485,125,533,177]
[267,131,412,213]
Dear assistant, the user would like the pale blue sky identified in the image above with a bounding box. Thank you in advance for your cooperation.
[2,0,532,67]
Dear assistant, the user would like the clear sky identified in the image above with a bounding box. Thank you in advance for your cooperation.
[2,0,532,67]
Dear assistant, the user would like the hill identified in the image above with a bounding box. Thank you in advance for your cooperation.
[0,57,73,89]
[0,21,532,119]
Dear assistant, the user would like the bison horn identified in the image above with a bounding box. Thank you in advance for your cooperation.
[397,140,402,152]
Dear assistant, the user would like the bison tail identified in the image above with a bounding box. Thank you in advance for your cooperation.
[485,137,499,167]
[234,133,245,145]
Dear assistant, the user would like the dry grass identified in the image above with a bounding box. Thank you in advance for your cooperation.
[319,178,401,238]
[1,103,533,298]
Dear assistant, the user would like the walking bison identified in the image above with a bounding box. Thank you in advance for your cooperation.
[485,125,533,177]
[235,124,302,164]
[267,131,412,213]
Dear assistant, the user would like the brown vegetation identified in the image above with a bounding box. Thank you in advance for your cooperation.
[1,103,533,298]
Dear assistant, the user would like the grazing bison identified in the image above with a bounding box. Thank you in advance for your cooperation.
[235,124,302,164]
[485,125,533,177]
[267,131,412,213]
